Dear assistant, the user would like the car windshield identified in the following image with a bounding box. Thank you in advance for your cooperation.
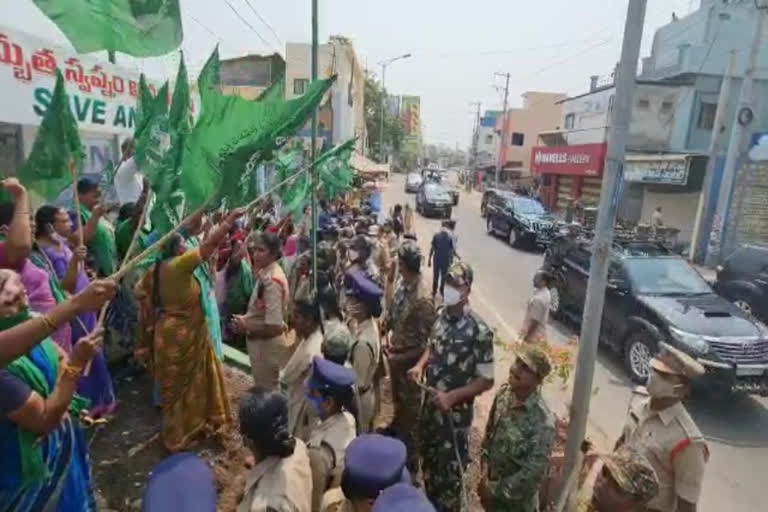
[425,184,451,200]
[625,258,712,295]
[510,198,545,215]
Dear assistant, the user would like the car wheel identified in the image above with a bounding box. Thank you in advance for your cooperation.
[508,228,519,247]
[624,331,657,384]
[549,285,563,319]
[731,293,757,317]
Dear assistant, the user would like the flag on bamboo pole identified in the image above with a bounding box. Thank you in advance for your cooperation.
[32,0,183,57]
[256,78,285,103]
[197,46,221,114]
[17,70,84,201]
[135,74,157,140]
[178,76,336,212]
[145,56,190,235]
[317,138,357,198]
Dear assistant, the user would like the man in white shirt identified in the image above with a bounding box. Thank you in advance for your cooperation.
[521,271,552,343]
[114,138,144,205]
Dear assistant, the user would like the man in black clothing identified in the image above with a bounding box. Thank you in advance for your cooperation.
[428,220,457,298]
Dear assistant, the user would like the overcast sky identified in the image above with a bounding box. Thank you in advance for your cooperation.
[12,0,699,147]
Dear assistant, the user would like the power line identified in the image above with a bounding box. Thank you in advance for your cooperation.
[241,0,284,49]
[222,0,277,53]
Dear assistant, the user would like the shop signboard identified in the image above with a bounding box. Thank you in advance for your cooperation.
[0,25,162,136]
[624,156,690,185]
[530,142,607,177]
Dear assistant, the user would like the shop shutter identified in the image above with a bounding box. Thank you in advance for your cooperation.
[581,177,602,207]
[556,176,574,211]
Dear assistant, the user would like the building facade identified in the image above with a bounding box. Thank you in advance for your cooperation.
[284,36,366,152]
[475,110,501,168]
[219,53,285,100]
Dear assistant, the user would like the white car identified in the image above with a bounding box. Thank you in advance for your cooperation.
[404,172,423,193]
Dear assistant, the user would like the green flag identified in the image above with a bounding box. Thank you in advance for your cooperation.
[18,70,84,201]
[147,56,190,234]
[197,46,220,113]
[317,138,357,198]
[99,160,117,188]
[133,81,169,181]
[32,0,183,57]
[178,76,336,212]
[135,74,156,140]
[256,78,285,103]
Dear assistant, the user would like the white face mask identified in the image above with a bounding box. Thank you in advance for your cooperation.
[348,250,360,262]
[646,371,682,399]
[443,285,462,306]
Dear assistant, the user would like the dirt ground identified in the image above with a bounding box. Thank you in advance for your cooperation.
[90,366,253,512]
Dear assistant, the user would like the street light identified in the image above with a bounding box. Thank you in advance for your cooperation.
[378,53,412,163]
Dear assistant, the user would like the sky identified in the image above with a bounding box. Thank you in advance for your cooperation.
[11,0,699,148]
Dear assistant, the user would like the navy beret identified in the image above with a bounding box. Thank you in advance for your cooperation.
[308,356,356,391]
[345,270,383,302]
[142,453,216,512]
[343,435,407,498]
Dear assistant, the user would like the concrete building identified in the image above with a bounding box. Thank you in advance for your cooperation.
[219,53,285,100]
[284,36,366,152]
[496,91,565,176]
[475,110,501,168]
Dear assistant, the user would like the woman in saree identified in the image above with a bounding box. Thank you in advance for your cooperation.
[0,268,105,511]
[69,179,116,278]
[135,209,243,452]
[34,205,117,418]
[0,179,72,353]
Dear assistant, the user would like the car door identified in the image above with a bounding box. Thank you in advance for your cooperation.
[562,246,591,311]
[601,259,631,344]
[488,195,502,229]
[500,200,515,235]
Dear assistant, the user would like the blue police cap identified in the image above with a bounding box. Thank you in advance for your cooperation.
[345,270,383,303]
[142,453,216,512]
[308,356,356,392]
[372,483,436,512]
[342,435,408,499]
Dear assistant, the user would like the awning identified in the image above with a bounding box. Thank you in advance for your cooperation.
[352,152,390,176]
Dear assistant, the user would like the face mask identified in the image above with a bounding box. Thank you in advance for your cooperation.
[348,250,360,262]
[646,371,682,399]
[443,285,462,306]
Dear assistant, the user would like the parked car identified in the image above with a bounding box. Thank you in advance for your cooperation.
[404,172,423,193]
[485,193,555,248]
[714,244,768,324]
[415,183,453,219]
[543,238,768,395]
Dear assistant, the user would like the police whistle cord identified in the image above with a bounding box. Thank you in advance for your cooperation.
[415,380,471,512]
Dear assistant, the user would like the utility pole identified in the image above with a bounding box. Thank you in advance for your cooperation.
[555,1,647,509]
[470,101,481,169]
[706,4,768,266]
[310,0,319,291]
[694,50,735,263]
[494,72,510,188]
[378,53,412,164]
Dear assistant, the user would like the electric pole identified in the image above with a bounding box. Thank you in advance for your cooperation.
[310,0,319,291]
[470,101,481,169]
[495,72,510,189]
[694,50,735,263]
[555,1,647,509]
[706,3,768,266]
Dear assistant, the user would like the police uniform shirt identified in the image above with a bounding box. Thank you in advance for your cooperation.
[622,389,707,511]
[308,412,357,512]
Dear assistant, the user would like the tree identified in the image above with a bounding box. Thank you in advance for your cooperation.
[364,71,404,163]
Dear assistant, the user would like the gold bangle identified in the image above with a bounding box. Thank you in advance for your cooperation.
[62,364,84,379]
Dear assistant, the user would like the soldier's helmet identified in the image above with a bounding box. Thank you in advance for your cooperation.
[602,446,660,505]
[397,241,422,272]
[321,323,354,364]
[446,261,474,288]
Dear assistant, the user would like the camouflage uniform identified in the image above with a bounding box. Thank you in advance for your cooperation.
[420,263,495,512]
[481,385,555,511]
[386,276,435,474]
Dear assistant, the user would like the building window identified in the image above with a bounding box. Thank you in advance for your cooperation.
[484,135,493,144]
[510,132,525,146]
[293,78,309,95]
[636,98,650,110]
[697,102,716,130]
[564,113,576,129]
[660,100,674,114]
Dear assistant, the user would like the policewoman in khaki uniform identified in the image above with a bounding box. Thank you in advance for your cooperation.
[305,357,358,512]
[344,270,384,433]
[617,343,708,512]
[237,388,313,512]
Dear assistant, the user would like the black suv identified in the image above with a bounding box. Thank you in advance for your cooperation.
[485,192,555,248]
[714,244,768,325]
[415,182,453,219]
[544,239,768,395]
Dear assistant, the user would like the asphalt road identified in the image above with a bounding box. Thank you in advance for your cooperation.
[382,172,768,511]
